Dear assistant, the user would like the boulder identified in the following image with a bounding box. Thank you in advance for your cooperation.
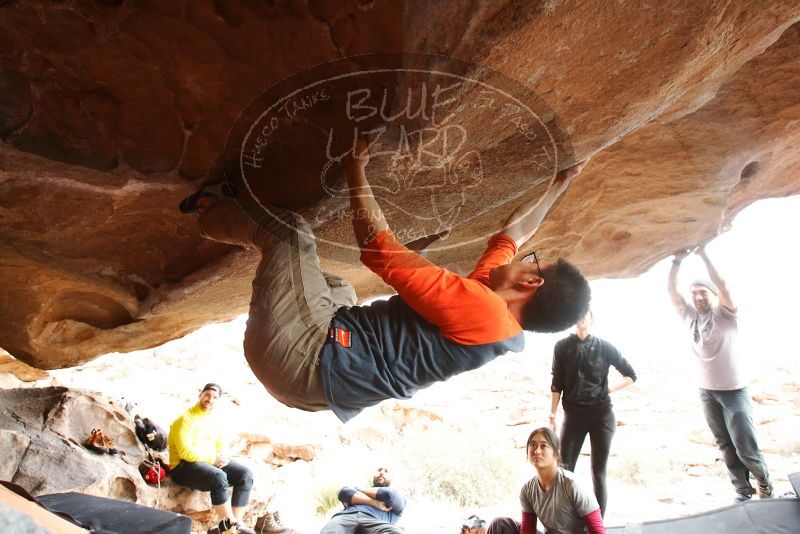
[381,401,444,433]
[0,430,30,481]
[270,444,320,465]
[338,426,392,449]
[157,482,214,521]
[0,387,149,501]
[0,350,48,382]
[231,432,274,461]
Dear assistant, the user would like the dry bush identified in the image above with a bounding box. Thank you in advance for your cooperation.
[394,426,518,508]
[313,484,343,517]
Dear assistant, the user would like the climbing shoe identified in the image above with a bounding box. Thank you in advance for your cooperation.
[207,518,255,534]
[179,182,238,214]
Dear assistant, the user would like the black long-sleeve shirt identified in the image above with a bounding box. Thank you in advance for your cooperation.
[551,334,637,415]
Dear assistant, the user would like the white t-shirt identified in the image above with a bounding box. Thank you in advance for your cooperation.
[682,304,744,390]
[519,468,598,533]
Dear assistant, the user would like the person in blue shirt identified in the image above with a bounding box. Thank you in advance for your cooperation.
[320,467,406,533]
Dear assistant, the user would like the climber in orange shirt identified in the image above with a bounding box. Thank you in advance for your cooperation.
[182,137,590,422]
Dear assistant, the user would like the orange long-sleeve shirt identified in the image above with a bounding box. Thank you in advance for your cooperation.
[359,230,522,344]
[321,230,525,422]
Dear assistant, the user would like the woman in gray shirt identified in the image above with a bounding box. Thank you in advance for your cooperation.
[488,428,605,534]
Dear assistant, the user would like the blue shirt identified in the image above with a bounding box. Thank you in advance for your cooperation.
[334,486,406,524]
[321,231,525,423]
[321,296,524,422]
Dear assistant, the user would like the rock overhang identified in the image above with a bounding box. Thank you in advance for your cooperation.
[0,1,799,368]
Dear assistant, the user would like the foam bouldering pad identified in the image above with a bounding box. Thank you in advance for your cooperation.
[38,492,191,534]
[606,494,800,533]
[0,484,89,533]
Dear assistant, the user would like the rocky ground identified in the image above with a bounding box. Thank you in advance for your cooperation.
[1,302,797,533]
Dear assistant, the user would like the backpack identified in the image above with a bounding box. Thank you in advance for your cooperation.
[134,416,167,451]
[460,515,487,534]
[138,453,168,485]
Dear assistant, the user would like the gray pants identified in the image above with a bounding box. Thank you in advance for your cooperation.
[320,512,402,534]
[699,388,771,497]
[197,199,356,411]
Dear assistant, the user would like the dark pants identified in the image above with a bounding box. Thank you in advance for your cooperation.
[560,407,615,516]
[170,460,253,507]
[320,512,402,534]
[699,388,771,498]
[487,517,520,534]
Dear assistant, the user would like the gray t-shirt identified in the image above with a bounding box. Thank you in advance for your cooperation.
[519,468,598,533]
[682,304,743,390]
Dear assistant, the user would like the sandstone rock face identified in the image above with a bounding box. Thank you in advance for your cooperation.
[380,401,443,433]
[0,349,47,382]
[270,443,319,465]
[0,2,799,368]
[0,387,149,499]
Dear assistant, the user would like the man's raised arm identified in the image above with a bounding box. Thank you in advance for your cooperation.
[500,160,587,249]
[696,245,737,313]
[343,137,387,249]
[667,249,690,315]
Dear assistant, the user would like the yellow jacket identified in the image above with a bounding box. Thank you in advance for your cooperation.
[168,404,224,469]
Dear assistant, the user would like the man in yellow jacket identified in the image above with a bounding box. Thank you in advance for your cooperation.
[169,383,255,534]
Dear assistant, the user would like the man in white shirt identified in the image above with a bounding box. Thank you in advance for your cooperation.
[667,245,772,502]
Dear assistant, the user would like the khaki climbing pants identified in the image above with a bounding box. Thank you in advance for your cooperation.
[197,198,357,411]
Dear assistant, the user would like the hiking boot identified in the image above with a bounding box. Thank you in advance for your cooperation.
[255,511,285,533]
[758,481,774,499]
[230,523,256,534]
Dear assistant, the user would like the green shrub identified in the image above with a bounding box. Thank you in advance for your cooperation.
[313,484,342,517]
